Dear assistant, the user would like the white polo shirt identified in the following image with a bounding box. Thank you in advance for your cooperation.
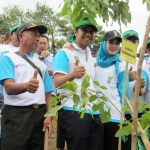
[143,57,150,105]
[94,60,128,122]
[128,58,148,105]
[0,44,19,55]
[0,52,53,106]
[54,43,99,114]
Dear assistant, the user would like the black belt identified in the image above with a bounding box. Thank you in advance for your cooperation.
[5,104,46,109]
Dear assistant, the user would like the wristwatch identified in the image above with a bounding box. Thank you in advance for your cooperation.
[39,55,44,60]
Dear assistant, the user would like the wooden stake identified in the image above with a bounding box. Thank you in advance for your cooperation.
[118,62,128,150]
[131,15,150,150]
[44,128,49,150]
[125,97,150,149]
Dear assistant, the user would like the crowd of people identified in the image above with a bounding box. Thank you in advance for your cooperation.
[0,18,150,150]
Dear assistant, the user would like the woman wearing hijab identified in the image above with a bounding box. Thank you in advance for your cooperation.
[94,30,129,150]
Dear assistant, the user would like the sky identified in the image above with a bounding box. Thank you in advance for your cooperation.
[0,0,150,47]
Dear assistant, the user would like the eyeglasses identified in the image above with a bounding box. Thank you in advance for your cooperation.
[80,28,95,34]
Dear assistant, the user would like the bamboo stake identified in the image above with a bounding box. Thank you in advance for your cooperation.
[118,62,128,150]
[125,97,150,149]
[131,15,150,150]
[44,128,49,150]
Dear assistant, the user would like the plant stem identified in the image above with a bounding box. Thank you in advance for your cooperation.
[131,15,150,150]
[118,62,128,150]
[89,88,131,125]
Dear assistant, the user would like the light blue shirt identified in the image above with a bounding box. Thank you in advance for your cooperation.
[34,52,56,95]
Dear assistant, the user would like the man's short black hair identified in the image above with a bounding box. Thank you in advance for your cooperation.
[1,32,6,35]
[5,32,10,39]
[40,34,49,43]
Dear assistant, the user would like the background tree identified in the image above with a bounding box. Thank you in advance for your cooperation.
[93,25,105,46]
[26,2,73,54]
[0,5,26,32]
[0,2,106,55]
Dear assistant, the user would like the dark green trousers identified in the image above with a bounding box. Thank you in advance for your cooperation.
[1,104,46,150]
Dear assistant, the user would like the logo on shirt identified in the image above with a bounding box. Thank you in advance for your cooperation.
[4,51,9,54]
[74,56,80,62]
[15,64,27,68]
[94,63,98,67]
[107,76,113,84]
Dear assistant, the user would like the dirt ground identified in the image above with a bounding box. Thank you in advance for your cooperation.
[48,117,67,150]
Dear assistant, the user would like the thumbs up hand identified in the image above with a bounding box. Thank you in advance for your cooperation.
[26,69,39,93]
[72,60,86,79]
[140,78,145,89]
[129,66,136,81]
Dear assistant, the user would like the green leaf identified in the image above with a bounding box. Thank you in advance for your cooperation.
[123,11,131,23]
[139,107,145,113]
[140,113,150,123]
[81,75,90,89]
[75,14,83,22]
[121,106,128,113]
[88,15,97,26]
[81,93,88,105]
[80,109,86,118]
[112,2,119,15]
[49,96,59,107]
[60,3,68,16]
[63,91,75,97]
[88,92,93,96]
[100,86,107,90]
[84,0,89,5]
[139,100,146,105]
[115,125,131,137]
[45,100,67,117]
[109,11,114,18]
[92,104,100,112]
[144,105,150,109]
[98,102,105,113]
[120,2,129,12]
[102,7,109,22]
[121,14,127,26]
[73,94,80,109]
[103,0,109,6]
[147,3,150,11]
[89,95,97,102]
[99,108,111,123]
[142,0,146,4]
[68,9,72,18]
[100,96,107,102]
[94,80,100,86]
[79,104,85,110]
[61,81,77,92]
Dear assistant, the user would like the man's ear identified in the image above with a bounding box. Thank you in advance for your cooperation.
[74,29,77,36]
[18,33,23,42]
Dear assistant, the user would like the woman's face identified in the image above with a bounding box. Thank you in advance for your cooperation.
[106,38,121,56]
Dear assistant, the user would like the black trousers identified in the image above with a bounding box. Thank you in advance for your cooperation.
[56,109,65,149]
[57,109,104,150]
[103,122,120,150]
[1,105,46,150]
